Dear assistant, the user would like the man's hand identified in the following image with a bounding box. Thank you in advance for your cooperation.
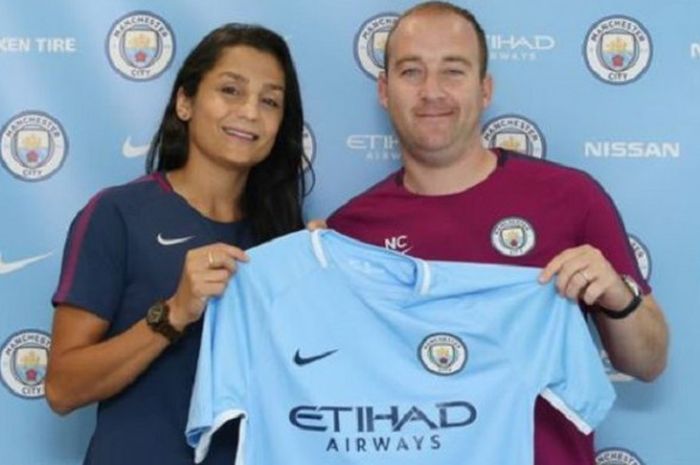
[538,244,635,311]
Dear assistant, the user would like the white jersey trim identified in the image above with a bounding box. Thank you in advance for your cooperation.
[540,388,593,435]
[417,259,431,295]
[310,229,328,268]
[194,409,247,464]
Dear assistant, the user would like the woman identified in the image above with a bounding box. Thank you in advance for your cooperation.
[45,23,309,465]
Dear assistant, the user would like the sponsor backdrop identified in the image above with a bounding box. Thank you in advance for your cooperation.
[0,1,696,464]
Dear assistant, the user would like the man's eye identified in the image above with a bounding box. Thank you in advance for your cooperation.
[400,68,420,77]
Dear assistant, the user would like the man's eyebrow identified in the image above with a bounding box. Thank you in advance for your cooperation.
[393,56,421,68]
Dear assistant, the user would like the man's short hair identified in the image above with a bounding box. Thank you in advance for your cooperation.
[383,1,489,79]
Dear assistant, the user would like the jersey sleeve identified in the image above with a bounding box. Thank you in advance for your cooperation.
[52,190,126,322]
[509,283,616,434]
[186,265,255,464]
[581,177,650,294]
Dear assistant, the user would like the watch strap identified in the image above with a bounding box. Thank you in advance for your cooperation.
[147,300,184,343]
[599,275,642,320]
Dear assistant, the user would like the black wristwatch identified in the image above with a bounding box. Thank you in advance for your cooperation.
[599,275,642,319]
[146,300,184,343]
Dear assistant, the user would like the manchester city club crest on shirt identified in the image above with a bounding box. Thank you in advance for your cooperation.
[419,333,467,376]
[106,11,175,81]
[0,329,51,399]
[491,217,536,257]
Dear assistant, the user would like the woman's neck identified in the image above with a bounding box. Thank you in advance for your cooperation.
[166,160,248,223]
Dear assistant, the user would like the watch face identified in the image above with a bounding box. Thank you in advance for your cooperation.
[147,303,164,324]
[622,275,641,297]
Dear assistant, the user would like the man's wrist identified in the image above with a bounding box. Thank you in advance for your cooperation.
[599,275,642,319]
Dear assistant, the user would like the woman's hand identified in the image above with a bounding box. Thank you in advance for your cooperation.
[167,243,249,330]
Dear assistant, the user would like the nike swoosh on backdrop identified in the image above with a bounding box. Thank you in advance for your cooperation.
[293,349,338,366]
[157,234,194,246]
[0,252,53,275]
[122,136,150,158]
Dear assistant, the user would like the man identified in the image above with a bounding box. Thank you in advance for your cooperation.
[327,2,669,464]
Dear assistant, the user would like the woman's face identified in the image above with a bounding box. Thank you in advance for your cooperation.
[177,45,285,171]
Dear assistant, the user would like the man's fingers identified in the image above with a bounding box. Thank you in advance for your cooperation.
[539,248,582,283]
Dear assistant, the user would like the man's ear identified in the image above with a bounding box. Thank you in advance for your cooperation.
[481,73,493,110]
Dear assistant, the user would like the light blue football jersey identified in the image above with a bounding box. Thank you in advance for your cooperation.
[187,230,615,465]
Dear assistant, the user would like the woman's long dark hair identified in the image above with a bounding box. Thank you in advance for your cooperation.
[146,23,311,244]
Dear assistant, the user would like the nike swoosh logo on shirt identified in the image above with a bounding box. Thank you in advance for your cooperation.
[293,349,338,366]
[157,234,194,246]
[0,252,53,275]
[122,136,150,158]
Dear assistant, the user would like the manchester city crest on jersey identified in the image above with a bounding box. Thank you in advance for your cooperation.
[302,122,315,171]
[1,111,68,181]
[106,11,175,81]
[628,234,651,281]
[491,217,536,257]
[481,114,546,159]
[595,447,645,465]
[1,330,51,399]
[419,333,467,376]
[584,16,652,85]
[354,13,398,80]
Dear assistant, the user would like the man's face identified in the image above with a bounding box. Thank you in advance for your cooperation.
[379,11,492,166]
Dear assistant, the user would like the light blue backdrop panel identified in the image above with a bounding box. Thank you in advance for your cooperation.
[1,1,697,465]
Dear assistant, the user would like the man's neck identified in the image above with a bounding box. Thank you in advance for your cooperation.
[402,147,498,196]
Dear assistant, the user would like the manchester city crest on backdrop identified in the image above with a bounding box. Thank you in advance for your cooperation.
[481,114,546,159]
[628,234,652,281]
[0,330,51,399]
[583,16,652,85]
[1,111,68,181]
[354,13,398,80]
[595,447,645,465]
[106,11,175,81]
[302,122,316,171]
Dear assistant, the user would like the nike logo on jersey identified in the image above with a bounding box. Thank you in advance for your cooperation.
[293,349,337,366]
[0,252,53,275]
[122,136,150,158]
[157,234,194,246]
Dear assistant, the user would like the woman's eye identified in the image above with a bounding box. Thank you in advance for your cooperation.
[221,85,239,95]
[262,97,281,109]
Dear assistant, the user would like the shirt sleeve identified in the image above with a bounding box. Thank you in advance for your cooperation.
[581,177,650,294]
[52,190,126,322]
[509,282,616,434]
[186,264,255,464]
